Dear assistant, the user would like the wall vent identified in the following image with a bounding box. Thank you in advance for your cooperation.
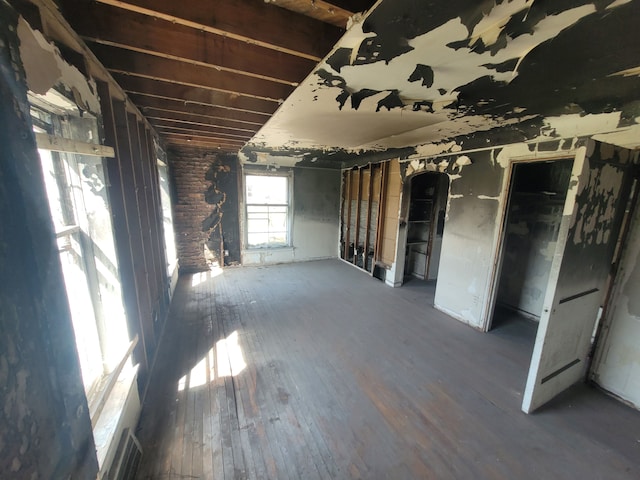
[106,427,143,480]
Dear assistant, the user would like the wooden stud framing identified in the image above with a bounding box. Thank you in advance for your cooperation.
[374,162,388,265]
[353,168,362,266]
[112,100,155,371]
[364,164,374,273]
[343,171,352,261]
[96,81,147,376]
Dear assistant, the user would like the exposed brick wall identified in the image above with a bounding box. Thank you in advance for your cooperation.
[168,147,240,272]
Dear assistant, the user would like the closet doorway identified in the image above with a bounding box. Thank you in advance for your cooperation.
[490,159,573,329]
[404,173,449,283]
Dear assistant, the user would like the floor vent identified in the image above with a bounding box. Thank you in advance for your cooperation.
[106,427,143,480]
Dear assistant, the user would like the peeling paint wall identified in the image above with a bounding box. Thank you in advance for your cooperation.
[593,187,640,409]
[0,4,97,477]
[242,167,340,265]
[556,142,634,296]
[203,154,241,267]
[170,148,241,271]
[521,142,636,412]
[430,139,636,330]
[431,150,505,328]
[17,16,100,116]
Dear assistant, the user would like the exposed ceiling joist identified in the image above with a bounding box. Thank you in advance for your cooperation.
[153,122,254,140]
[160,132,247,145]
[322,0,378,12]
[263,0,355,28]
[128,94,269,126]
[54,0,374,152]
[145,113,261,133]
[112,75,280,115]
[90,0,342,60]
[91,42,293,102]
[165,137,244,148]
[64,2,315,86]
[156,126,252,143]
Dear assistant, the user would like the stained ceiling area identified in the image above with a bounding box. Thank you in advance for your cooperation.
[57,0,377,152]
[58,0,640,168]
[245,0,640,166]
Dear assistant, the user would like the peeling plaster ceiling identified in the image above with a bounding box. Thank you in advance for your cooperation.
[243,0,640,166]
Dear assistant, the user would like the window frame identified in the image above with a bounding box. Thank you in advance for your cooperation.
[243,170,293,249]
[30,97,131,407]
[157,158,178,275]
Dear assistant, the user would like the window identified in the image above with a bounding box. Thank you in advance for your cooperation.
[31,93,130,402]
[157,159,177,275]
[245,173,291,248]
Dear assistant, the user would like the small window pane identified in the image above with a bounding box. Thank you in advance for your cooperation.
[246,175,288,204]
[248,232,269,246]
[268,233,287,245]
[247,218,269,233]
[269,212,287,231]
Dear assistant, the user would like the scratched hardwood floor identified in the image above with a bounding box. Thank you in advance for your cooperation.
[134,259,640,480]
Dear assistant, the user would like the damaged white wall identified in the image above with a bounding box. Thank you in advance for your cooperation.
[242,167,341,266]
[407,139,633,331]
[592,191,640,409]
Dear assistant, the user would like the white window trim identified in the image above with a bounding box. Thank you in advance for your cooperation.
[243,169,294,250]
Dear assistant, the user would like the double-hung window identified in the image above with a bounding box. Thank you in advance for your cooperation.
[245,173,291,248]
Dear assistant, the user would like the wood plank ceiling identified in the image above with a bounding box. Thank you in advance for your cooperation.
[57,0,377,152]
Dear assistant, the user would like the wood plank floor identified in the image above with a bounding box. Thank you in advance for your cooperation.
[135,259,640,479]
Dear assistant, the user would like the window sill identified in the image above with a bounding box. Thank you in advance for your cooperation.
[244,246,293,251]
[94,363,140,471]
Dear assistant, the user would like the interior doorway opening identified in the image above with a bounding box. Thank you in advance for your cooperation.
[403,172,449,292]
[490,159,573,331]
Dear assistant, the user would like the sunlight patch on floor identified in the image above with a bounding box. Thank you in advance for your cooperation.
[177,330,246,391]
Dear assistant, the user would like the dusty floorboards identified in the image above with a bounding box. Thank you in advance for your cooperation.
[135,259,640,479]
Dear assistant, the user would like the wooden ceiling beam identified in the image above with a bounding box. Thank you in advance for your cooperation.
[113,76,278,116]
[162,135,246,146]
[160,131,248,144]
[92,0,342,60]
[263,0,354,28]
[150,119,257,136]
[154,123,254,140]
[166,138,242,151]
[324,0,377,13]
[61,2,315,86]
[145,114,259,134]
[91,43,293,102]
[128,94,269,126]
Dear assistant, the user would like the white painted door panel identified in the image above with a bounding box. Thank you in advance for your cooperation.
[522,149,627,413]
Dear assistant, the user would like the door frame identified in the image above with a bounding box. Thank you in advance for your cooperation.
[397,171,450,286]
[481,150,580,332]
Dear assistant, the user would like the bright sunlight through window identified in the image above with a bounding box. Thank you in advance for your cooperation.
[245,174,290,248]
